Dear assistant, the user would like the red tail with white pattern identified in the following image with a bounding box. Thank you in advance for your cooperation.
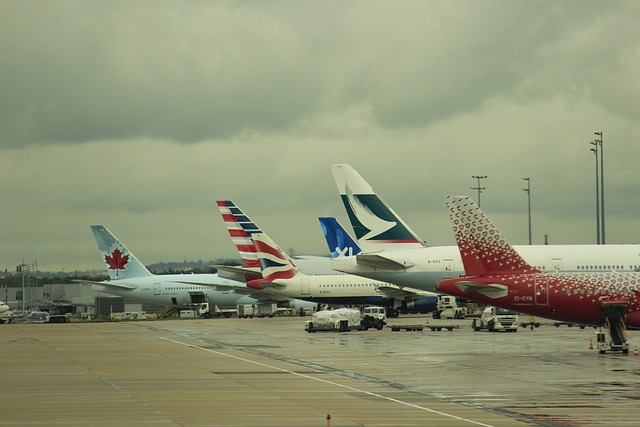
[446,196,540,276]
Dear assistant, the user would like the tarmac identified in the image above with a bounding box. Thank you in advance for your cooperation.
[1,315,639,427]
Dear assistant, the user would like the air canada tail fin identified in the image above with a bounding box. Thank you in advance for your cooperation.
[330,164,426,252]
[445,196,539,276]
[90,225,153,280]
[252,233,299,281]
[216,200,263,269]
[318,217,361,258]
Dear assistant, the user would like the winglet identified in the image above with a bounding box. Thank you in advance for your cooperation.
[330,164,426,251]
[445,196,539,276]
[318,217,361,258]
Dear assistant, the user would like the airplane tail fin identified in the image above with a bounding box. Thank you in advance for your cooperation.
[318,217,361,258]
[90,225,153,280]
[445,196,538,276]
[252,233,299,281]
[330,164,426,251]
[216,200,263,268]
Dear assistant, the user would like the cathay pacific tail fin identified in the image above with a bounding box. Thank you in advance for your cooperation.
[330,164,426,252]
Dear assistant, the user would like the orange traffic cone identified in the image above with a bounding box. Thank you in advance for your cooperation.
[634,346,638,357]
[589,339,593,350]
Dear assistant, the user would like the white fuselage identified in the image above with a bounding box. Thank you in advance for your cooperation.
[331,244,640,293]
[264,273,397,306]
[92,274,257,308]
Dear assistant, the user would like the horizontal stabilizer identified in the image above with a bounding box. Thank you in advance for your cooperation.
[257,281,287,290]
[356,253,415,271]
[454,281,509,299]
[214,265,262,282]
[73,279,137,290]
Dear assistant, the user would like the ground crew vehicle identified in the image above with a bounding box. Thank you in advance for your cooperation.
[195,301,235,318]
[471,306,519,332]
[432,295,467,319]
[305,306,387,332]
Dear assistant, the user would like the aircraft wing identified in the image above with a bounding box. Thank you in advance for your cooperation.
[376,285,436,301]
[173,280,289,299]
[73,279,137,290]
[355,253,415,271]
[172,280,250,292]
[453,281,509,299]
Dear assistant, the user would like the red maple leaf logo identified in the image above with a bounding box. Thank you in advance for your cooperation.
[105,248,129,270]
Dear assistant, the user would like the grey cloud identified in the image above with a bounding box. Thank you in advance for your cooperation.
[5,1,637,149]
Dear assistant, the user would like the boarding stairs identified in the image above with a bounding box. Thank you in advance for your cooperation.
[157,306,179,319]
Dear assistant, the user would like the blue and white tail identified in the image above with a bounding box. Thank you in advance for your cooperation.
[252,233,299,281]
[330,164,425,251]
[91,225,153,280]
[318,217,361,258]
[445,196,538,276]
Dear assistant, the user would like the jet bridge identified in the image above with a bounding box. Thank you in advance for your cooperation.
[596,300,629,354]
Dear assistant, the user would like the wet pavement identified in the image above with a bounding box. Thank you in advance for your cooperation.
[1,315,639,426]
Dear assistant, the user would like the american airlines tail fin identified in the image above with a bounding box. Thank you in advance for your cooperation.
[217,200,263,268]
[90,225,153,280]
[318,217,361,258]
[252,233,299,282]
[445,196,539,276]
[330,164,426,252]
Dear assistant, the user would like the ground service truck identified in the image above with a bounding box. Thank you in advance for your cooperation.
[472,306,519,332]
[305,306,387,332]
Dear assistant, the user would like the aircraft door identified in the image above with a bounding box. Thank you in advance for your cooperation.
[443,259,455,278]
[534,277,549,305]
[301,278,310,295]
[552,258,563,272]
[153,283,161,295]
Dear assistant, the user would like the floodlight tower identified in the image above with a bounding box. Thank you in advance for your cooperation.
[471,175,487,208]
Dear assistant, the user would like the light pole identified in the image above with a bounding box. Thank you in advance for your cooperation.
[595,131,605,244]
[471,175,487,207]
[522,178,531,245]
[589,140,600,244]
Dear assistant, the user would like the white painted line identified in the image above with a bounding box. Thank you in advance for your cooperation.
[160,337,496,427]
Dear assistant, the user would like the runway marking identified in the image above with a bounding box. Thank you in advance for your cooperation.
[161,337,495,427]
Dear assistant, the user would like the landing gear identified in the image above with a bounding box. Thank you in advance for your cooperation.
[596,301,629,354]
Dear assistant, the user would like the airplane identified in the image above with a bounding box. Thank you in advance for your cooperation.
[216,200,437,316]
[0,301,13,324]
[249,232,437,314]
[75,225,313,317]
[329,164,640,293]
[437,196,640,346]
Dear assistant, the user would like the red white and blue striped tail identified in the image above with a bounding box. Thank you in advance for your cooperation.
[253,233,298,281]
[216,200,262,268]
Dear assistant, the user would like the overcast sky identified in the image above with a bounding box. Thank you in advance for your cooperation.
[2,1,640,273]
